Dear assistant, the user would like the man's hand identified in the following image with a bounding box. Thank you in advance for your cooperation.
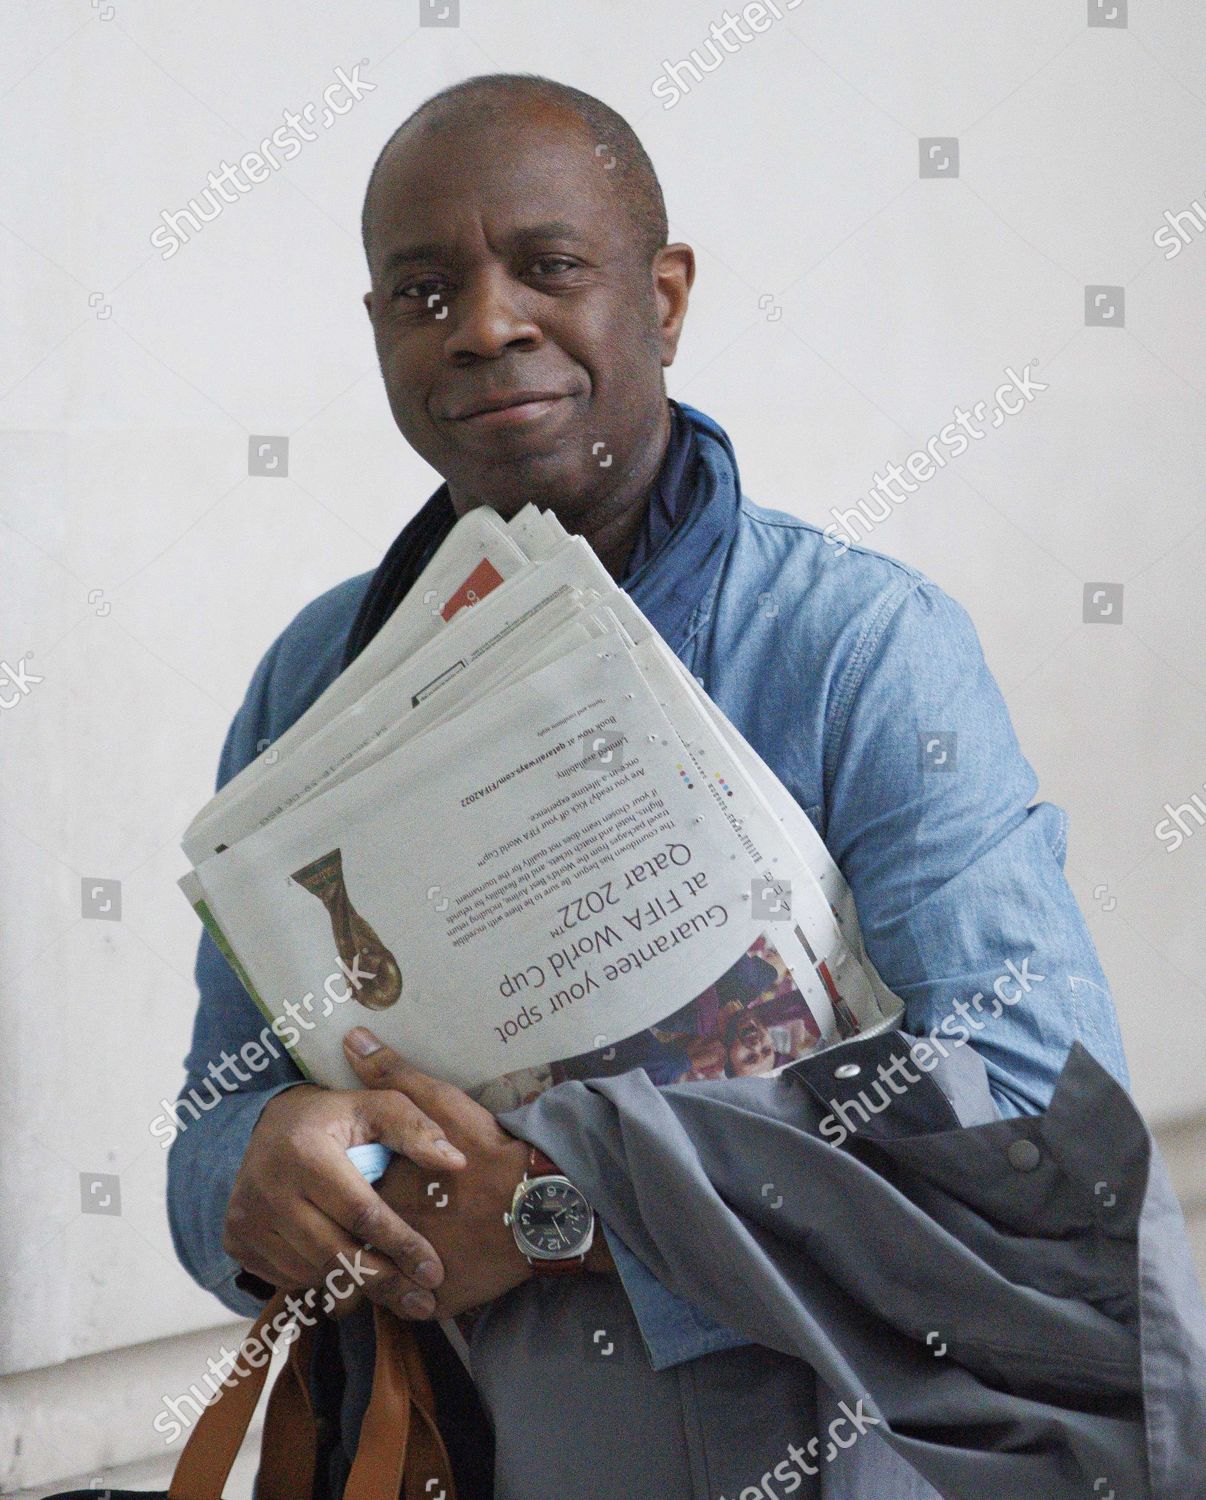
[342,1027,536,1317]
[223,1074,469,1321]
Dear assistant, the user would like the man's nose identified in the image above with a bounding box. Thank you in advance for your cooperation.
[444,267,541,359]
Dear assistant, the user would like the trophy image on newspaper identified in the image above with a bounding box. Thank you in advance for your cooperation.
[290,848,403,1011]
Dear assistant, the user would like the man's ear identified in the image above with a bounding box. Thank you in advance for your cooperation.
[363,289,374,320]
[653,243,695,368]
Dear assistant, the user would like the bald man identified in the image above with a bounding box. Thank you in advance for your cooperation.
[168,74,1136,1500]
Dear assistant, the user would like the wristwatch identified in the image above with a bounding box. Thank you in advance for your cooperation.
[504,1144,595,1272]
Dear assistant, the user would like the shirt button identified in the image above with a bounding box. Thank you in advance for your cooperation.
[834,1062,861,1080]
[1007,1138,1042,1172]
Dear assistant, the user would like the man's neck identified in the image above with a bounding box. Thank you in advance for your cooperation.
[564,400,676,581]
[578,464,662,583]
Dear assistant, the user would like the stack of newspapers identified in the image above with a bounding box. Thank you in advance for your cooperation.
[180,504,903,1112]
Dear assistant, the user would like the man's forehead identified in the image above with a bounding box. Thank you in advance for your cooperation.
[370,170,617,268]
[379,123,599,201]
[370,108,616,226]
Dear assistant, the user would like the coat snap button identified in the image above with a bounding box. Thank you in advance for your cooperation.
[1007,1138,1042,1172]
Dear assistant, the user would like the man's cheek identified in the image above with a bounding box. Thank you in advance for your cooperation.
[379,358,434,437]
[391,396,437,455]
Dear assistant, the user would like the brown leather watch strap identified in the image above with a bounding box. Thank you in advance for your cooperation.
[530,1254,587,1274]
[528,1143,561,1177]
[523,1143,588,1275]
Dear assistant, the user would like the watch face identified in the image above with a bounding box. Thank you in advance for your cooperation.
[513,1177,592,1259]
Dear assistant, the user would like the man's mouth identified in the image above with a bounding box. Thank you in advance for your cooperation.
[449,390,569,428]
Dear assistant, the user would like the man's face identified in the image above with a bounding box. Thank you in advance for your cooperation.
[727,1014,777,1077]
[362,103,687,520]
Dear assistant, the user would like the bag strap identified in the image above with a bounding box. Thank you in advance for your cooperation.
[166,1289,458,1500]
[256,1312,318,1500]
[397,1319,459,1500]
[343,1305,459,1500]
[167,1290,301,1500]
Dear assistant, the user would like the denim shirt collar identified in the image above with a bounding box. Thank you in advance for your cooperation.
[622,400,742,654]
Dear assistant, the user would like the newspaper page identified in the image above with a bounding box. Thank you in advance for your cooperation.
[186,620,858,1105]
[181,504,904,1116]
[184,535,644,861]
[183,506,531,859]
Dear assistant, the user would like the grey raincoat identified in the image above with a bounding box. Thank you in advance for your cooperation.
[474,1031,1206,1499]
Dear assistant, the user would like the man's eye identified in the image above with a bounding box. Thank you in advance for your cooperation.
[530,255,577,276]
[397,278,446,302]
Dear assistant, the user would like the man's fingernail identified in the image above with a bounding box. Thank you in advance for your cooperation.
[414,1260,441,1288]
[435,1139,466,1164]
[402,1290,435,1317]
[345,1027,382,1056]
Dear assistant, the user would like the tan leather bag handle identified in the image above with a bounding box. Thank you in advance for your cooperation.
[256,1311,318,1500]
[168,1291,297,1500]
[166,1290,458,1500]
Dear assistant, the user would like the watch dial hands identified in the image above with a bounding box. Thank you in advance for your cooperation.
[511,1177,593,1260]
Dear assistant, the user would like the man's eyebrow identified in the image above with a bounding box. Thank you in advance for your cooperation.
[378,222,588,278]
[511,221,585,243]
[379,242,447,276]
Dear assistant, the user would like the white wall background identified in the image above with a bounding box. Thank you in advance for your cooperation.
[2,0,1204,1488]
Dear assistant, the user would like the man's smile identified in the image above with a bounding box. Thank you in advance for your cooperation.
[450,388,570,426]
[438,385,583,456]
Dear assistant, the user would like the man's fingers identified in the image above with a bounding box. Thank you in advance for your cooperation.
[264,1230,318,1288]
[343,1029,466,1126]
[275,1199,436,1320]
[305,1145,444,1299]
[224,1190,315,1288]
[354,1085,467,1170]
[274,1197,388,1289]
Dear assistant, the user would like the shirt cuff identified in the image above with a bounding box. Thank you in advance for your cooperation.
[600,1220,750,1371]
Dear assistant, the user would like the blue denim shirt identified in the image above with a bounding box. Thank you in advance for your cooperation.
[166,402,1129,1376]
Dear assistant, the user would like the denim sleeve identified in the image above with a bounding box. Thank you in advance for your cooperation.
[165,636,310,1317]
[600,1222,751,1369]
[822,579,1130,1119]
